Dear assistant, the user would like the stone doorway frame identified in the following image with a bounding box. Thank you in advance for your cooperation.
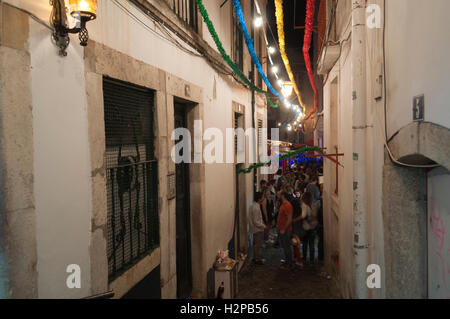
[382,121,450,298]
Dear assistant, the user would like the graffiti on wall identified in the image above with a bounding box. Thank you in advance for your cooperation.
[428,169,450,299]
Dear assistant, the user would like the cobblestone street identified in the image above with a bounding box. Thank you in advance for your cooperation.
[238,242,341,299]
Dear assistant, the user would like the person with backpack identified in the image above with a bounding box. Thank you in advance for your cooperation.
[300,191,319,264]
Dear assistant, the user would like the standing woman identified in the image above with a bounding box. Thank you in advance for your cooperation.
[300,192,318,264]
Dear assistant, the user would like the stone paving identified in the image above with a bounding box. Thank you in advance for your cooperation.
[237,240,342,299]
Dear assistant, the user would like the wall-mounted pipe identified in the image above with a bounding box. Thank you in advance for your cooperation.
[351,0,369,299]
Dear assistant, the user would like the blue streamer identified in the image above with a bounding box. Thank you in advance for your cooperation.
[231,0,302,129]
[232,0,283,101]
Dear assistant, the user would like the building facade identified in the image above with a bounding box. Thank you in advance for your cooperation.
[0,0,269,299]
[318,0,450,298]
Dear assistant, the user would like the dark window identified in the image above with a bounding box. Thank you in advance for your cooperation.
[234,110,246,159]
[103,77,159,282]
[172,0,199,32]
[232,9,244,71]
[257,32,263,88]
[234,113,240,154]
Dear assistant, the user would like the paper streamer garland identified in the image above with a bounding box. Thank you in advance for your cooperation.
[195,0,279,108]
[237,146,322,174]
[303,0,318,121]
[231,0,282,100]
[274,0,306,115]
[231,0,304,130]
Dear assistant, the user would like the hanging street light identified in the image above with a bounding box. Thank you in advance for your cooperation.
[281,81,294,98]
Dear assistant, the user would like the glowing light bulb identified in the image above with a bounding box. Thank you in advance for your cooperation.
[254,15,263,28]
[281,81,294,98]
[268,46,276,55]
[79,0,90,11]
[69,0,97,17]
[271,66,279,74]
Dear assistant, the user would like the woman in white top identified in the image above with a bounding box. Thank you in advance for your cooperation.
[300,192,318,263]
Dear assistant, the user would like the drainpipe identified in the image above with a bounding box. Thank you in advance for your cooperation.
[251,0,257,193]
[351,0,369,299]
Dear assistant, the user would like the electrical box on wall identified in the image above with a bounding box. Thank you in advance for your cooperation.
[413,95,425,122]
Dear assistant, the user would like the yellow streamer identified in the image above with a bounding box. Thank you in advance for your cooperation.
[275,0,306,116]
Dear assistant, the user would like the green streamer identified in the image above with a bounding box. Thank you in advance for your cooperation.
[236,146,323,175]
[195,0,279,108]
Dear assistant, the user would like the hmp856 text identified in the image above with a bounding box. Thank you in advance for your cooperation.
[223,304,270,315]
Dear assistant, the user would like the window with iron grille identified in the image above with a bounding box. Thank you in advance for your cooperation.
[234,111,245,162]
[103,77,159,282]
[258,119,263,158]
[234,113,240,155]
[171,0,199,32]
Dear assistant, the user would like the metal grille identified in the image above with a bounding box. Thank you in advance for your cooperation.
[103,77,159,281]
[258,119,263,155]
[172,0,199,31]
[234,113,239,154]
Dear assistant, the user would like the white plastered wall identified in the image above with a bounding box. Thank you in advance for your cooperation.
[2,0,264,298]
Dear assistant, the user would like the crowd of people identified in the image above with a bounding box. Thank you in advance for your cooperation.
[249,163,323,270]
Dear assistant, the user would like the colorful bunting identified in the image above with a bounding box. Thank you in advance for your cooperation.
[195,0,279,108]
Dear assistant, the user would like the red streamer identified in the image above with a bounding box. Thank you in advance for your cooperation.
[302,0,318,122]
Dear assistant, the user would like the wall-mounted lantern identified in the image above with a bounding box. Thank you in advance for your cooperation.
[50,0,97,56]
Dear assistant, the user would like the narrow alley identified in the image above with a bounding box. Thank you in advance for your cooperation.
[0,0,449,305]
